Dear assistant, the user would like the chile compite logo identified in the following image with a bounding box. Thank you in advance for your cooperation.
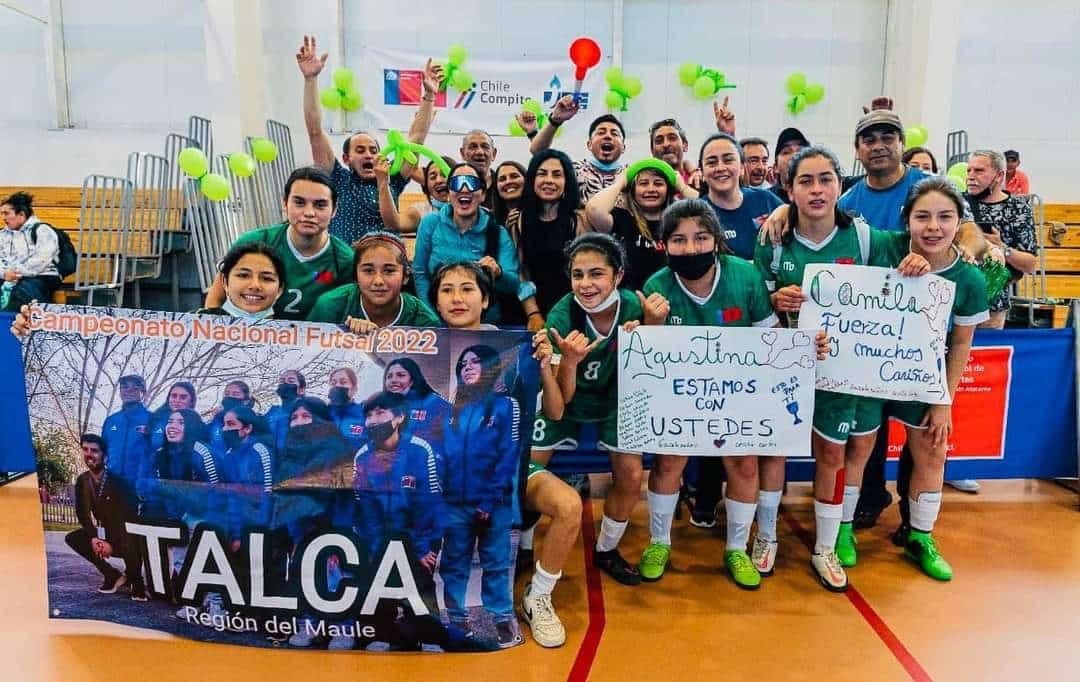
[543,75,590,109]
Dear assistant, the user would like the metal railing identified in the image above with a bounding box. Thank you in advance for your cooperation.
[124,152,171,308]
[946,130,969,169]
[188,115,214,167]
[74,174,134,306]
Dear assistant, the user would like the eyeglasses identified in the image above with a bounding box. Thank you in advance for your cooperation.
[448,174,483,193]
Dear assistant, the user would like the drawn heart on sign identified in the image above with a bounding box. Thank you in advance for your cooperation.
[792,332,811,347]
[714,438,727,448]
[761,330,778,346]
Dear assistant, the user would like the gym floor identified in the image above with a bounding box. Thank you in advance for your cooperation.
[1,474,1076,681]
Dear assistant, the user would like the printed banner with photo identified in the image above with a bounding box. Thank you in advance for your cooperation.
[25,305,537,653]
[798,264,955,404]
[887,346,1013,459]
[360,46,606,134]
[616,326,816,457]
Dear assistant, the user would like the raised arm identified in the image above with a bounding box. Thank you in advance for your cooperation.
[584,170,626,233]
[296,35,335,171]
[400,59,443,178]
[529,95,579,155]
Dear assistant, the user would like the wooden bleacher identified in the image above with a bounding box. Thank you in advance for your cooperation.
[1030,204,1080,301]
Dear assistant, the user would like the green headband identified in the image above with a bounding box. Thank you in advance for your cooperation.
[626,158,678,187]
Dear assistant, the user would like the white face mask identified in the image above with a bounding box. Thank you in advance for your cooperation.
[574,288,620,314]
[221,297,274,320]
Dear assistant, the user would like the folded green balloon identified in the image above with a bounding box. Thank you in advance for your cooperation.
[626,158,677,187]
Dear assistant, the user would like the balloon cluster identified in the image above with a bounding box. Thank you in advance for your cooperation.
[785,73,825,114]
[177,148,231,202]
[678,62,736,99]
[508,99,563,138]
[904,125,929,149]
[603,68,642,112]
[320,67,363,112]
[378,129,451,177]
[945,161,968,192]
[438,44,474,92]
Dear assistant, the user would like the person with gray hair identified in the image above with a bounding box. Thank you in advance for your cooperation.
[964,149,1037,330]
[739,137,771,188]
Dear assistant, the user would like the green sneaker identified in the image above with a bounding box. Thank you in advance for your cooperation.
[905,531,953,581]
[724,550,761,590]
[638,542,671,582]
[836,521,857,567]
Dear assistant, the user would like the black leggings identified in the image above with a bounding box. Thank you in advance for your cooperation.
[1,275,61,311]
[65,528,145,585]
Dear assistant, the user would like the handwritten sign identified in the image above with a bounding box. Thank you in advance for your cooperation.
[617,326,816,457]
[798,264,954,404]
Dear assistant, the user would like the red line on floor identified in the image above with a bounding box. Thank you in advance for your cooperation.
[567,499,605,682]
[780,509,932,682]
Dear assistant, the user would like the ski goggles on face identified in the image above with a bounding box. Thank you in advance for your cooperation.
[448,174,483,193]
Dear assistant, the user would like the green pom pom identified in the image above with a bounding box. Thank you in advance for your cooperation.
[227,153,255,178]
[678,62,701,87]
[523,98,542,115]
[624,76,642,98]
[177,147,208,178]
[786,72,807,96]
[250,138,277,163]
[447,44,467,67]
[332,67,354,91]
[693,76,715,98]
[341,90,363,112]
[605,90,625,109]
[320,87,342,110]
[804,83,825,104]
[200,173,231,201]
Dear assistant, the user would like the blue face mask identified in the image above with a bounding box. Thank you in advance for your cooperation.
[588,156,623,173]
[221,297,274,320]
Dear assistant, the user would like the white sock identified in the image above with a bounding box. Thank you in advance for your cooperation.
[755,489,782,542]
[725,498,757,551]
[530,561,561,597]
[520,526,535,551]
[814,500,843,554]
[595,515,629,553]
[909,491,943,533]
[647,490,679,546]
[841,485,860,523]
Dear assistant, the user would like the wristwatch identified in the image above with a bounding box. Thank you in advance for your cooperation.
[1002,246,1013,259]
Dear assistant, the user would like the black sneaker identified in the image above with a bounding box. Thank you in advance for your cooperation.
[98,573,127,594]
[495,619,523,648]
[515,548,534,578]
[130,582,149,602]
[890,523,911,548]
[852,494,893,530]
[689,508,717,528]
[593,548,641,586]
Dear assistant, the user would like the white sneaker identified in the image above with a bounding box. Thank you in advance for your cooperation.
[751,536,778,576]
[521,584,566,648]
[811,551,848,592]
[946,479,980,493]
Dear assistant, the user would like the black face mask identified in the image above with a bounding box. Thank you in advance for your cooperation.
[328,386,351,406]
[668,251,716,280]
[276,383,299,403]
[222,428,243,450]
[366,420,396,447]
[971,185,993,202]
[221,397,241,412]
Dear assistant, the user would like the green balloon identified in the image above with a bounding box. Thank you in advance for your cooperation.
[200,173,231,201]
[403,149,418,164]
[386,129,405,147]
[786,72,807,96]
[678,62,701,87]
[693,75,715,99]
[904,126,928,148]
[320,87,342,109]
[947,172,965,192]
[178,147,208,178]
[451,68,473,91]
[332,67,354,91]
[522,98,542,115]
[915,125,929,141]
[228,153,255,178]
[804,83,825,104]
[605,90,625,109]
[341,90,363,112]
[509,118,525,136]
[250,138,277,164]
[947,161,968,179]
[790,94,807,114]
[447,44,467,67]
[604,67,624,89]
[624,76,642,98]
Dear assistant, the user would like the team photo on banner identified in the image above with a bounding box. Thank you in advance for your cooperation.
[25,304,537,653]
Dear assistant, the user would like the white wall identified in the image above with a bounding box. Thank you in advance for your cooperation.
[2,0,1074,202]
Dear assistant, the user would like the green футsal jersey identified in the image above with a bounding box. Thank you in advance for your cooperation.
[642,256,778,328]
[546,289,643,423]
[233,222,355,321]
[307,288,440,327]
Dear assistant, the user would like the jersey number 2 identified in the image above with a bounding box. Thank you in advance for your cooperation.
[282,289,302,314]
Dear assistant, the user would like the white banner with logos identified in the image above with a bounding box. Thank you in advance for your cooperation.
[616,326,816,457]
[798,264,955,404]
[358,46,606,135]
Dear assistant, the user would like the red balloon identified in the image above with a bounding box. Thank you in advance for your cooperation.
[569,37,601,80]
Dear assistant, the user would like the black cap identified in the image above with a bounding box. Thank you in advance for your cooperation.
[775,128,810,155]
[1004,149,1019,161]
